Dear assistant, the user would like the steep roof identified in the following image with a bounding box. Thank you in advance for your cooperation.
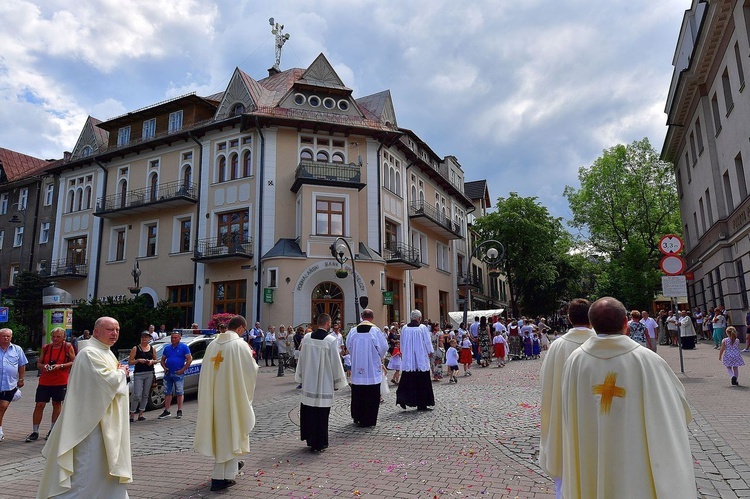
[0,148,56,182]
[464,180,490,206]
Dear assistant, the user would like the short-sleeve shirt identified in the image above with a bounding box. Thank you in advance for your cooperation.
[0,344,28,391]
[162,342,191,372]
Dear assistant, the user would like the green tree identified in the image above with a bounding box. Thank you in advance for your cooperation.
[474,193,577,317]
[4,271,46,348]
[564,138,681,308]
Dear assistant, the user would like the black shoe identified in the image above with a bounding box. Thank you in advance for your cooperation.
[238,460,244,472]
[158,410,171,419]
[732,376,738,385]
[25,432,39,442]
[399,404,406,409]
[45,430,51,440]
[210,479,236,491]
[175,410,182,419]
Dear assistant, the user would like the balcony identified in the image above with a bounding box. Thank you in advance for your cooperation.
[458,273,483,293]
[192,235,253,262]
[291,160,365,193]
[408,201,463,239]
[95,180,198,218]
[383,242,422,270]
[39,259,88,280]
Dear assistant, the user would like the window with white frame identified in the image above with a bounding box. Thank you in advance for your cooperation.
[141,222,158,257]
[39,222,50,244]
[13,226,23,247]
[168,110,183,133]
[142,118,156,139]
[436,243,449,271]
[411,231,428,264]
[117,126,131,146]
[315,199,345,236]
[267,267,278,288]
[9,265,18,287]
[0,230,4,249]
[299,135,345,164]
[19,188,28,209]
[172,216,192,253]
[0,193,8,215]
[110,227,126,262]
[44,183,54,206]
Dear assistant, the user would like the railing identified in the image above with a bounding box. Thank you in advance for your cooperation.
[96,180,197,213]
[40,259,88,278]
[459,273,484,293]
[194,235,253,259]
[383,242,421,265]
[409,200,462,234]
[294,160,361,184]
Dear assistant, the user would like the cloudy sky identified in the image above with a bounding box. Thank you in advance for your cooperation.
[0,0,688,222]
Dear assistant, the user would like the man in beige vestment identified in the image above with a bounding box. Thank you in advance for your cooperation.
[37,316,131,499]
[560,297,695,499]
[194,315,258,491]
[539,298,595,499]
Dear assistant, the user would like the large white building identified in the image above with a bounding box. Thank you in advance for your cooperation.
[45,53,505,329]
[663,0,750,333]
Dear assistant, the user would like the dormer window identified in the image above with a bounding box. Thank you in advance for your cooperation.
[117,126,131,147]
[82,146,92,157]
[142,118,156,139]
[168,110,183,133]
[231,103,245,116]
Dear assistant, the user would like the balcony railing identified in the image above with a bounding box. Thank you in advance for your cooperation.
[193,235,253,261]
[458,273,484,293]
[39,259,88,279]
[291,160,365,192]
[408,200,462,238]
[95,180,197,216]
[383,242,422,269]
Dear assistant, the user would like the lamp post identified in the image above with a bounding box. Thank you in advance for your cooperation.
[9,203,28,273]
[462,239,504,329]
[330,237,365,323]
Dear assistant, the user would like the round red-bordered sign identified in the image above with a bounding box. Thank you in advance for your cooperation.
[660,255,686,275]
[658,234,684,255]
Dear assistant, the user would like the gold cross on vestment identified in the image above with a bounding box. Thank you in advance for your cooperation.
[211,351,224,371]
[592,371,626,415]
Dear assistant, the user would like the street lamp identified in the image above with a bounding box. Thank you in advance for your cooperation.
[462,239,504,329]
[9,203,28,273]
[330,237,367,323]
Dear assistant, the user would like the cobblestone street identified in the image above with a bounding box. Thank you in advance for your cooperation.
[1,338,749,498]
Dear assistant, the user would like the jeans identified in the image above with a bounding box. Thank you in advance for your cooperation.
[163,371,185,396]
[130,371,154,412]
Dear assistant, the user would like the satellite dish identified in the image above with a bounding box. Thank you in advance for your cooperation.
[269,17,275,25]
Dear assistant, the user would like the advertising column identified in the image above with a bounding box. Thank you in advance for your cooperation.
[42,284,74,346]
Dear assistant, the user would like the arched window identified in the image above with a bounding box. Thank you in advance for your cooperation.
[67,190,75,213]
[149,172,158,201]
[243,150,252,177]
[332,152,345,164]
[300,149,313,162]
[218,156,227,182]
[119,180,128,209]
[230,153,239,180]
[383,164,389,190]
[316,151,329,162]
[395,171,401,196]
[182,165,192,189]
[419,189,424,204]
[83,186,92,210]
[231,103,245,116]
[411,185,417,204]
[389,167,395,191]
[76,187,83,211]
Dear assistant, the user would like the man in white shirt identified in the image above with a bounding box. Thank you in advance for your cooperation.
[395,309,435,411]
[346,309,388,427]
[493,319,507,336]
[640,311,658,352]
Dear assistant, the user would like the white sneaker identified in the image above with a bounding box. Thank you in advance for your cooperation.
[0,434,4,442]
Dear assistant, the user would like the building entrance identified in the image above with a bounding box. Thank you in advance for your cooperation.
[311,282,344,326]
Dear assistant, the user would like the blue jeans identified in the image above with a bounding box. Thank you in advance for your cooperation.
[163,371,185,396]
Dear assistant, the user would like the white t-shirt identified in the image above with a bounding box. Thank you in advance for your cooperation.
[641,317,658,338]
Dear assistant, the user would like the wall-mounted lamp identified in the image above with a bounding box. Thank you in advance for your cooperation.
[285,277,291,284]
[370,279,375,287]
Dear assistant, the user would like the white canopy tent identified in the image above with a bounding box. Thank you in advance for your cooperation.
[448,309,505,329]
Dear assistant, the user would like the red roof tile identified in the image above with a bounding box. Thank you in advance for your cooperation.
[0,148,56,182]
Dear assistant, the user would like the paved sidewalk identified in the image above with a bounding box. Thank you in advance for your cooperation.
[0,339,748,498]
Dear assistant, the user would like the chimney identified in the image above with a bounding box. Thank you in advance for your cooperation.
[268,67,280,77]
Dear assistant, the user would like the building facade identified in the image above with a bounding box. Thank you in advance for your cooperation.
[663,0,750,332]
[41,53,500,330]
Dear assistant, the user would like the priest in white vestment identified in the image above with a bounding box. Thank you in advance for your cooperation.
[539,298,595,499]
[37,316,132,499]
[296,313,348,449]
[194,315,258,491]
[560,297,696,499]
[345,309,388,427]
[395,309,435,410]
